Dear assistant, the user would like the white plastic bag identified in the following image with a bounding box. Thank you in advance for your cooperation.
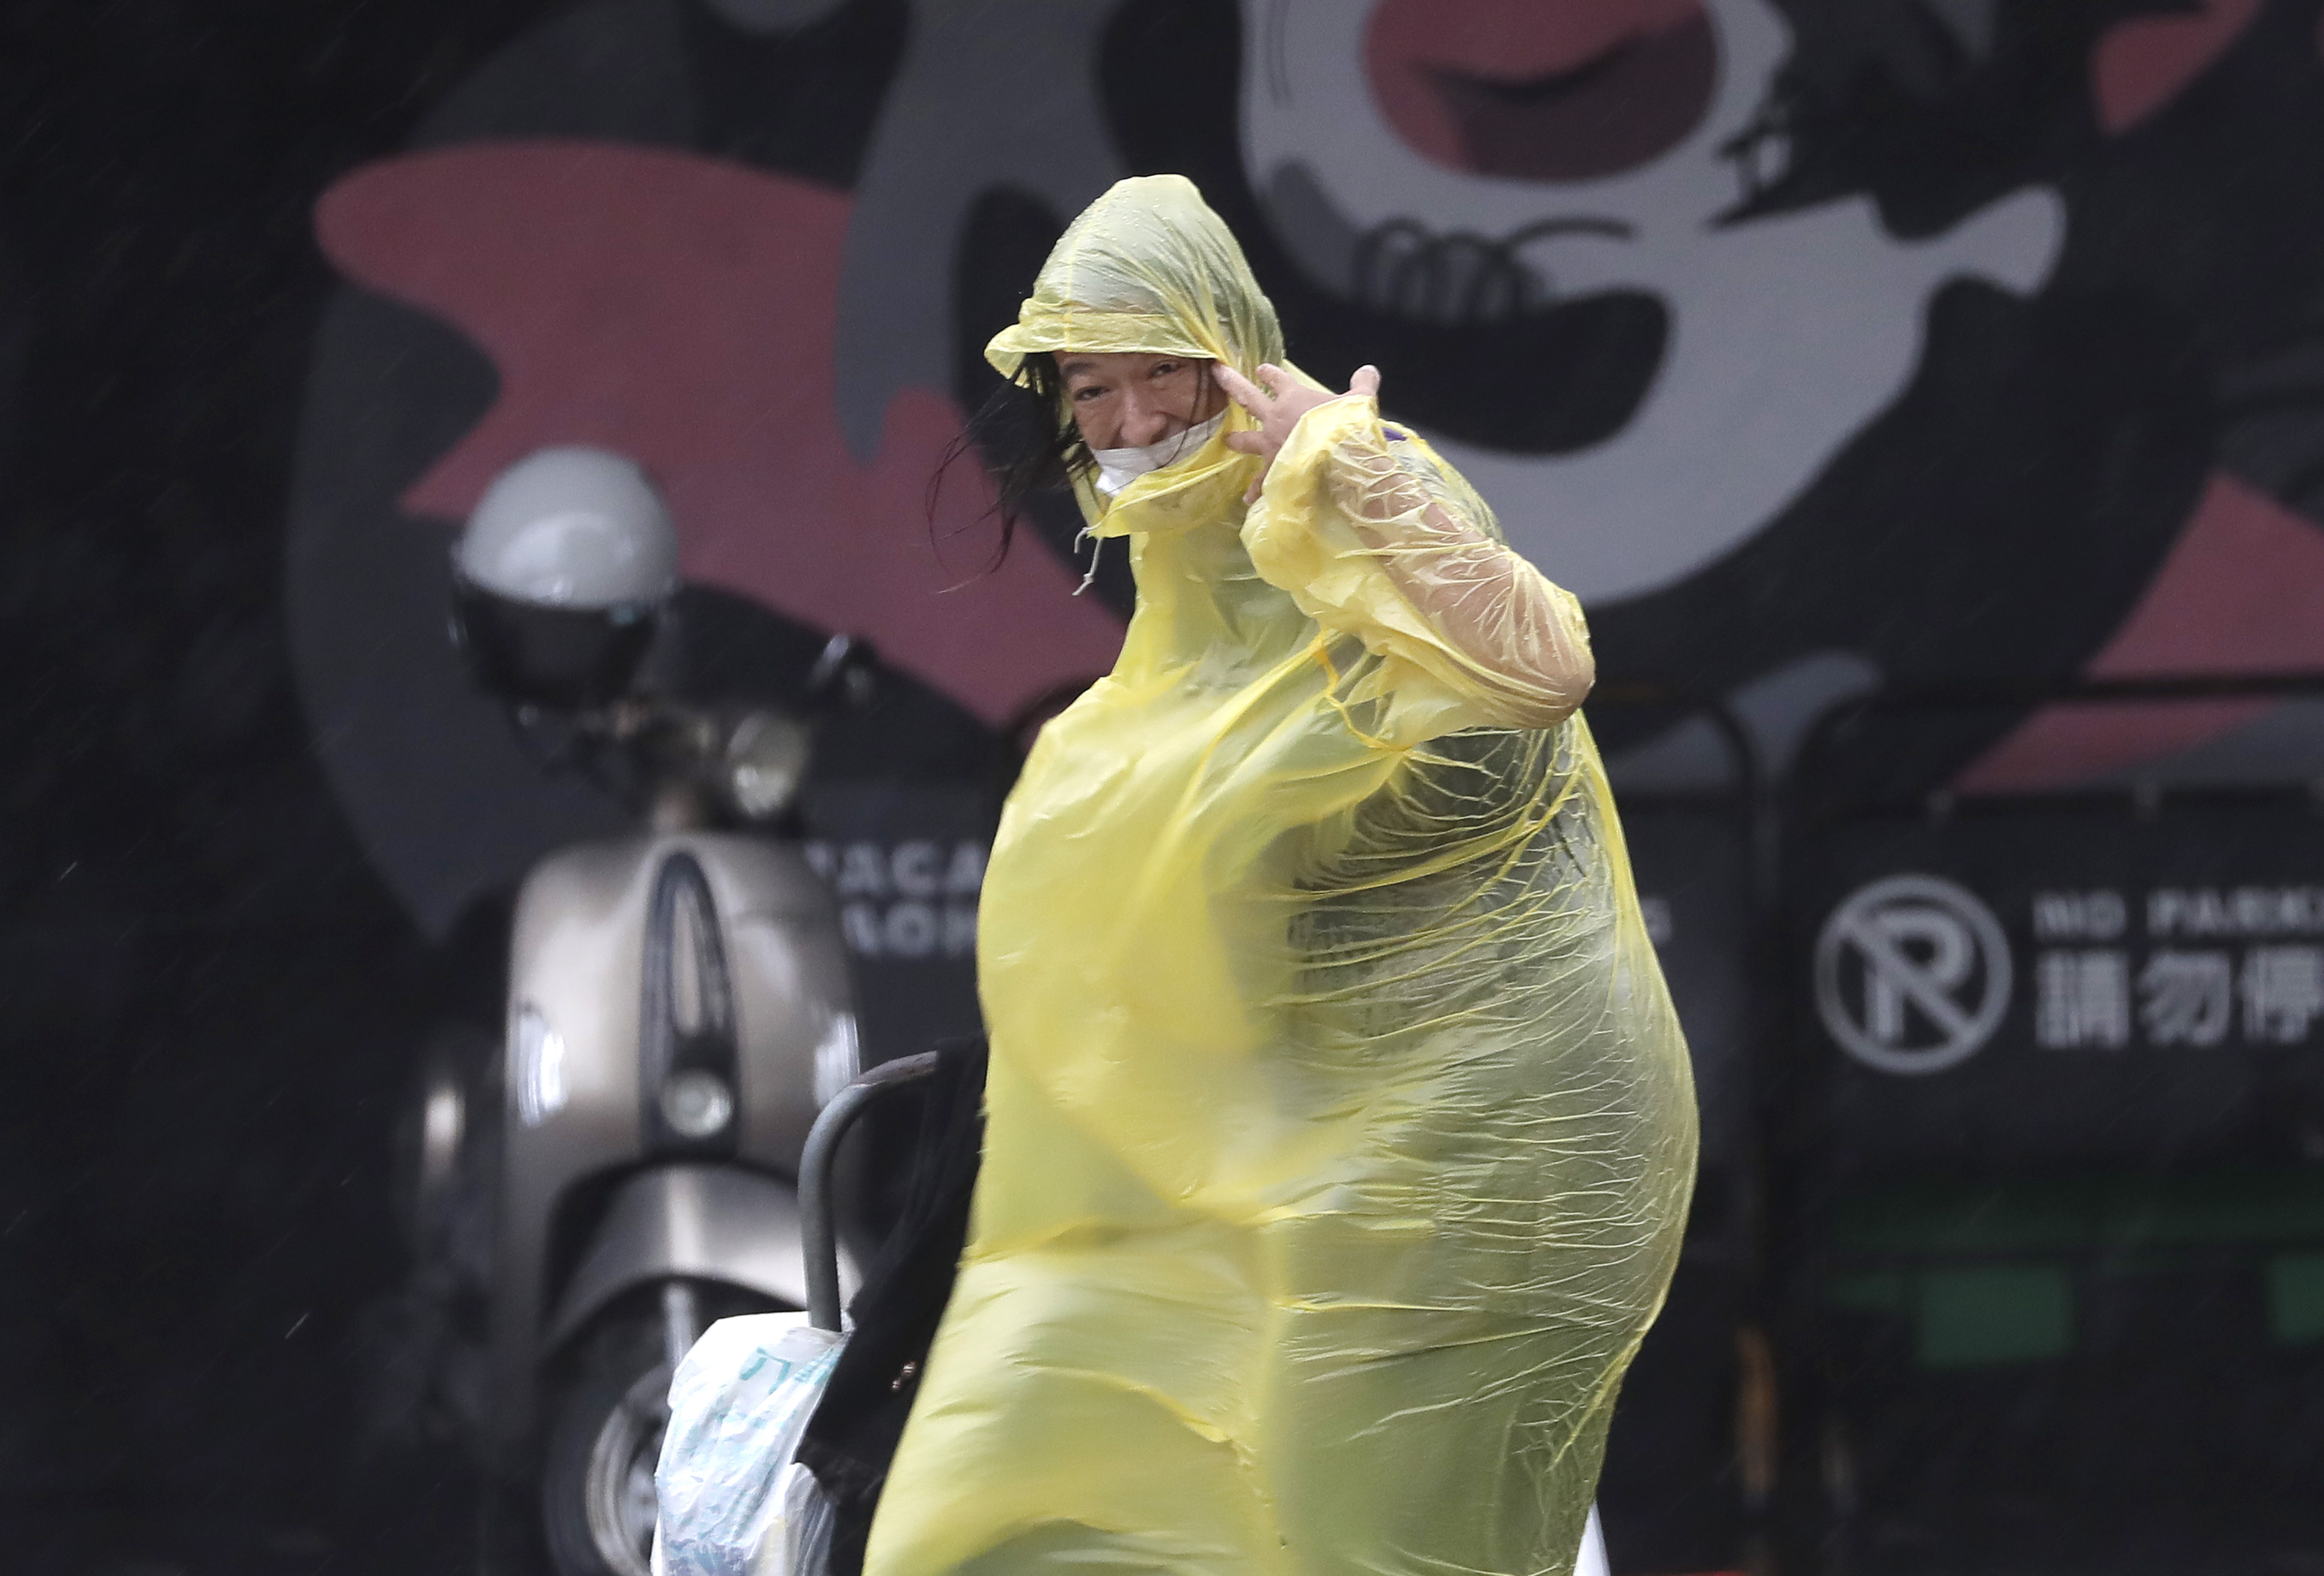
[763,1458,837,1576]
[1576,1504,1609,1576]
[654,1312,845,1576]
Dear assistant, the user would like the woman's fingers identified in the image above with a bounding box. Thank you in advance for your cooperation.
[1212,363,1266,415]
[1215,364,1374,502]
[1220,361,1381,416]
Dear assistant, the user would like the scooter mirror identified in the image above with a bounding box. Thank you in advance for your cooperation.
[804,632,880,712]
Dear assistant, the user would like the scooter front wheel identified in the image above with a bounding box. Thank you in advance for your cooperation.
[541,1313,668,1576]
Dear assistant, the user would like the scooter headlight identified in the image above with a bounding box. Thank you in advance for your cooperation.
[722,711,810,822]
[660,1068,736,1140]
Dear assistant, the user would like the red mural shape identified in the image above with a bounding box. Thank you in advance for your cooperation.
[2090,0,2263,134]
[314,140,1125,729]
[1958,473,2324,791]
[1364,0,1715,181]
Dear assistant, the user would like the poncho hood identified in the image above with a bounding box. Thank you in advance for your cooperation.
[986,175,1292,538]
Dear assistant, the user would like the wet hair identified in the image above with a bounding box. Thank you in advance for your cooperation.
[987,354,1095,521]
[931,351,1217,566]
[929,354,1088,567]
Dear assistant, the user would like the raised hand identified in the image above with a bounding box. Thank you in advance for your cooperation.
[1214,362,1382,500]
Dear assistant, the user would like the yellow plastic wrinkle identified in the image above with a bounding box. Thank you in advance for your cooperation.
[865,175,1697,1576]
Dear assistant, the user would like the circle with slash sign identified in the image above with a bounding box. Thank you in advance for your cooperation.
[1815,873,2012,1075]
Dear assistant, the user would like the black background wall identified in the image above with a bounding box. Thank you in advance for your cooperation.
[0,7,553,1569]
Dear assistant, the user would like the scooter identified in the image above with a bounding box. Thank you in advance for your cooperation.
[394,446,868,1576]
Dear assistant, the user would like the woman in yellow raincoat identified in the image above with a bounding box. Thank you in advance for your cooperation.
[865,175,1697,1576]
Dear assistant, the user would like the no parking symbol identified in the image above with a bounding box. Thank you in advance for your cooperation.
[1815,874,2013,1075]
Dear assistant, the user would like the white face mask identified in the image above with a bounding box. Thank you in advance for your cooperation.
[1091,411,1225,496]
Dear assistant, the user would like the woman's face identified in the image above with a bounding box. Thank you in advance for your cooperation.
[1055,351,1226,450]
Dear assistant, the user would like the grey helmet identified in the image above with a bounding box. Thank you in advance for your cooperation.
[450,447,681,707]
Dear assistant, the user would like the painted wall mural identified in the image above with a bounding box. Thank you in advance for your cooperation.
[290,0,2324,938]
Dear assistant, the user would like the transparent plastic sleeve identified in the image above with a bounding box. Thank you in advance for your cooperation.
[1246,392,1595,742]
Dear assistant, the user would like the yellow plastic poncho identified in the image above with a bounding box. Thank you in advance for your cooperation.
[865,177,1697,1576]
